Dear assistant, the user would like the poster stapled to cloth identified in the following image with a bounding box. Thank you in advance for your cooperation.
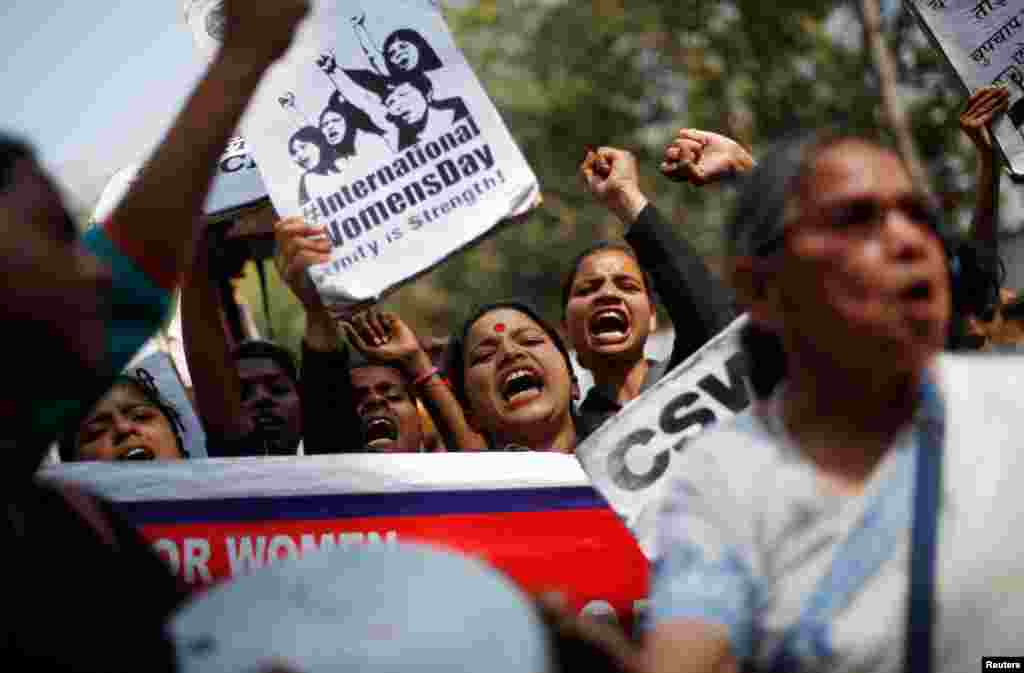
[42,453,647,624]
[905,0,1024,175]
[185,0,541,310]
[575,315,751,559]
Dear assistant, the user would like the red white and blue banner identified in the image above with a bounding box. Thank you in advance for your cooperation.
[42,454,647,623]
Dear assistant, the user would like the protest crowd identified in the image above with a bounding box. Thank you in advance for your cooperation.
[7,0,1024,671]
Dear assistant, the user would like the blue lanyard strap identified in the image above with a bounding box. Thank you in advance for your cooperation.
[904,379,943,673]
[768,377,944,673]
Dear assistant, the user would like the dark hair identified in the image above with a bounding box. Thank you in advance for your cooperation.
[288,126,335,175]
[382,29,442,77]
[944,238,1005,350]
[58,368,188,461]
[233,340,299,384]
[319,92,386,160]
[0,133,34,193]
[347,349,418,402]
[445,300,578,418]
[381,73,434,105]
[560,240,656,318]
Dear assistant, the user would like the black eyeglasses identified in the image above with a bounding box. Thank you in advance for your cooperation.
[755,193,942,257]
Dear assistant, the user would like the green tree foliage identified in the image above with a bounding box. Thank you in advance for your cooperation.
[243,0,979,353]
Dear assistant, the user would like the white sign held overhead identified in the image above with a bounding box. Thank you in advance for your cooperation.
[906,0,1024,175]
[185,0,540,310]
[575,315,752,558]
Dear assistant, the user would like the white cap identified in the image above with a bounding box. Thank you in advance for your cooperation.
[171,542,553,673]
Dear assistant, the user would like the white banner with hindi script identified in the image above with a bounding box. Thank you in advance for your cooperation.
[185,0,540,309]
[906,0,1024,175]
[575,315,752,559]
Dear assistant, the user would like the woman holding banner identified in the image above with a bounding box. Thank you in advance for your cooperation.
[644,130,1024,673]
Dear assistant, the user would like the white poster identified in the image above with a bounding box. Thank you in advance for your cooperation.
[575,316,752,558]
[185,0,540,310]
[906,0,1024,175]
[204,136,269,221]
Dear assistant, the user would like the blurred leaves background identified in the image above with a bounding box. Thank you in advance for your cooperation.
[240,0,985,359]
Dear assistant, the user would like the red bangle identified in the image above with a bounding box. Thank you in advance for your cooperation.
[412,367,440,387]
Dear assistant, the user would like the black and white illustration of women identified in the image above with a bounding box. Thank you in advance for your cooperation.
[286,10,470,204]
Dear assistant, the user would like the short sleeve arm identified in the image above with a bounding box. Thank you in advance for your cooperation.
[649,449,760,661]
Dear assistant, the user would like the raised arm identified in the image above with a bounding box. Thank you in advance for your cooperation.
[104,0,309,289]
[273,215,357,454]
[181,228,248,443]
[580,140,739,372]
[344,310,487,452]
[960,85,1010,250]
[351,11,387,76]
[316,52,394,138]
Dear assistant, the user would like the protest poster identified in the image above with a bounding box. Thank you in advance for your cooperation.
[575,315,751,559]
[184,0,541,310]
[905,0,1024,175]
[43,453,647,624]
[203,136,270,221]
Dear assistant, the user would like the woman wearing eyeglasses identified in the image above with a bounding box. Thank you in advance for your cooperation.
[645,129,1024,673]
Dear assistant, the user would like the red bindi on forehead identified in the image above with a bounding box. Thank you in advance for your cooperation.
[494,323,506,333]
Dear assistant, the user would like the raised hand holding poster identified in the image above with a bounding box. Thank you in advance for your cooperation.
[905,0,1024,175]
[186,0,541,310]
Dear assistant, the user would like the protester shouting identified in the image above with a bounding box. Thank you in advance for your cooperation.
[571,132,748,439]
[273,216,485,452]
[446,302,580,452]
[645,129,1024,673]
[182,226,303,457]
[0,1,308,670]
[58,369,189,462]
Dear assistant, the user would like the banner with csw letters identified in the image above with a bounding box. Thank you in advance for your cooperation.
[905,0,1024,175]
[42,453,648,625]
[575,315,752,560]
[185,0,541,310]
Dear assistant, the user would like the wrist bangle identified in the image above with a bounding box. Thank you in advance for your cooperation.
[412,367,440,387]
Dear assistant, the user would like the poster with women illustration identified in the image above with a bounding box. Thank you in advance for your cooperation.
[185,0,540,309]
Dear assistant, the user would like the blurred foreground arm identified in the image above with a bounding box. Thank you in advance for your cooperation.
[103,0,309,289]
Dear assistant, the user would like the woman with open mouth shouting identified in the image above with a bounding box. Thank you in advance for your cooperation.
[571,131,753,440]
[59,369,188,462]
[447,302,580,452]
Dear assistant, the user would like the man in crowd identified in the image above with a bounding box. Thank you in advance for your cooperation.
[273,215,485,452]
[182,227,304,457]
